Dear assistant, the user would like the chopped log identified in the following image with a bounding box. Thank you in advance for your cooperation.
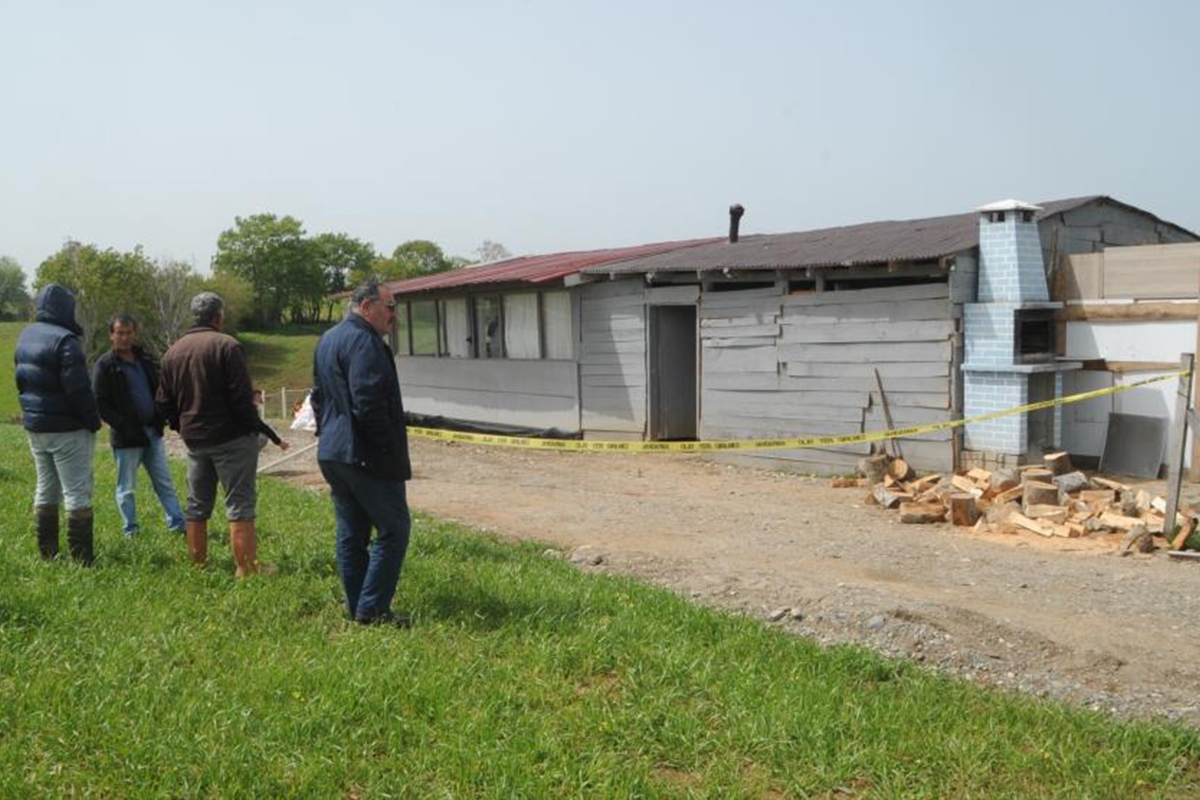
[993,485,1025,505]
[1065,521,1086,538]
[966,467,992,484]
[1022,468,1054,485]
[1046,523,1073,538]
[949,493,981,527]
[1120,523,1153,555]
[887,458,913,482]
[1025,505,1069,523]
[972,517,989,534]
[1079,489,1116,505]
[871,484,912,509]
[1052,471,1089,495]
[1118,490,1138,517]
[1171,516,1197,551]
[1099,511,1143,531]
[1150,495,1167,515]
[883,474,897,488]
[1043,451,1072,476]
[988,469,1020,494]
[1009,512,1053,537]
[1143,515,1165,535]
[950,475,983,497]
[1093,476,1130,492]
[899,501,947,524]
[907,473,942,493]
[858,453,890,485]
[1135,490,1152,513]
[986,501,1021,525]
[831,476,859,488]
[1084,517,1109,534]
[1023,481,1060,509]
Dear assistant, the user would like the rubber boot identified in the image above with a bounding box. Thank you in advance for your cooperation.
[66,508,95,566]
[185,520,208,566]
[229,520,258,577]
[35,505,59,560]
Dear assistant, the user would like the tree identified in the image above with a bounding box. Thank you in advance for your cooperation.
[474,240,511,264]
[36,242,156,357]
[212,214,313,328]
[0,256,30,320]
[387,240,453,280]
[311,233,377,319]
[202,271,255,334]
[144,260,204,355]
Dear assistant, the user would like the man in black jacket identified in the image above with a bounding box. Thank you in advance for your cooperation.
[93,313,186,538]
[14,284,102,563]
[312,281,412,627]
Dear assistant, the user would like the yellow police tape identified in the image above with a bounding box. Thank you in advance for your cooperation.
[408,370,1190,454]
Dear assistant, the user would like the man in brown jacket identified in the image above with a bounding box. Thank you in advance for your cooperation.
[157,292,263,576]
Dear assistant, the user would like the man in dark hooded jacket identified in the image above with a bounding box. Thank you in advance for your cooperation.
[14,284,102,563]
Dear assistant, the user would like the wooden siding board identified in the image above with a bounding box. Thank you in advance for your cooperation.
[783,282,949,306]
[782,298,951,323]
[785,360,949,378]
[779,341,951,363]
[779,319,953,344]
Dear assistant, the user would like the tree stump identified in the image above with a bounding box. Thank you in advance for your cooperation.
[900,501,946,524]
[1022,481,1059,509]
[858,454,890,486]
[1043,451,1072,476]
[949,493,980,527]
[887,458,913,482]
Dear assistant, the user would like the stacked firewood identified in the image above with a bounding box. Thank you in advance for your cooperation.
[842,451,1199,553]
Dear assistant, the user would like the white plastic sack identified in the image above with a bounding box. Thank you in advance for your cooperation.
[291,392,317,432]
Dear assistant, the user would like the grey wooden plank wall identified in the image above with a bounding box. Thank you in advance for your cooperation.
[699,282,955,473]
[579,280,647,434]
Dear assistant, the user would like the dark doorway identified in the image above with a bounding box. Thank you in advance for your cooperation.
[648,305,697,440]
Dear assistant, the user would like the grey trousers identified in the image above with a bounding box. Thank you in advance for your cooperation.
[27,429,96,511]
[185,434,259,522]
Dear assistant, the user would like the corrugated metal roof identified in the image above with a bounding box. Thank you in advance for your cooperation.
[585,196,1197,275]
[387,238,719,296]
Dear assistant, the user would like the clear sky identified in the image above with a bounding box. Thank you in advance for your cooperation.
[1,0,1197,279]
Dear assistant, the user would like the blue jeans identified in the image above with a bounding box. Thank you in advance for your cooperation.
[319,460,411,621]
[114,430,186,535]
[28,429,96,511]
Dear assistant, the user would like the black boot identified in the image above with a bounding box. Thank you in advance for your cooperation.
[66,508,95,566]
[35,505,59,560]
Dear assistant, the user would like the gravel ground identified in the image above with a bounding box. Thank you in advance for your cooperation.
[232,428,1200,727]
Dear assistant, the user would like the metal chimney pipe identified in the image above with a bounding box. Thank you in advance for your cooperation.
[728,204,745,243]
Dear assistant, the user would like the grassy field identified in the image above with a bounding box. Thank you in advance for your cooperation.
[0,321,22,422]
[0,424,1198,797]
[237,323,330,397]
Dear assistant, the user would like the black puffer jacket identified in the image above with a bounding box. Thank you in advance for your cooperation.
[13,284,101,433]
[93,347,166,449]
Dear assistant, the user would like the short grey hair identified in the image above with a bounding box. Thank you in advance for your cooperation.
[351,281,382,307]
[191,292,224,326]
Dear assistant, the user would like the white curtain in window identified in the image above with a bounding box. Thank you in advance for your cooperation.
[504,293,540,359]
[542,291,573,360]
[442,298,471,358]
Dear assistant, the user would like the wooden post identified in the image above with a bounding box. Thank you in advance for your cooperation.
[280,388,287,420]
[1163,353,1195,541]
[1191,269,1200,482]
[873,368,902,460]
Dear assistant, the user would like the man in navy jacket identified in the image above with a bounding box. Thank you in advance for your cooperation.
[312,281,412,627]
[14,284,102,563]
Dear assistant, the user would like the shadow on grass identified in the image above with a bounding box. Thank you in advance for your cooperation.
[420,581,586,632]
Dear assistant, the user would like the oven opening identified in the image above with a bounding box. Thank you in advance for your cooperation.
[1014,308,1055,364]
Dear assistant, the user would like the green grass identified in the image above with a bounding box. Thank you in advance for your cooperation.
[237,324,331,395]
[0,322,22,422]
[0,424,1197,797]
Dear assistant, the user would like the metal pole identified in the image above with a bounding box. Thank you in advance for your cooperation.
[258,440,318,474]
[1163,352,1194,540]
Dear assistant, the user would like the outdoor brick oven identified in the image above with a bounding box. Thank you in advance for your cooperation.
[961,199,1080,468]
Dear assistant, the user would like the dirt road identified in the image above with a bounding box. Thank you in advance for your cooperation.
[265,430,1200,726]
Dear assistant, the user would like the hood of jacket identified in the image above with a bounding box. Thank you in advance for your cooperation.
[35,284,83,336]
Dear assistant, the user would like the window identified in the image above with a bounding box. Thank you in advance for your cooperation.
[504,293,540,359]
[441,298,472,358]
[394,302,411,355]
[474,295,503,358]
[410,301,439,355]
[542,291,573,360]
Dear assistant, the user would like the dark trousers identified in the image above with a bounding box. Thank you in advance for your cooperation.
[318,460,411,620]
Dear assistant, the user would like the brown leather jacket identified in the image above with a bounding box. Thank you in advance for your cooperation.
[156,326,258,448]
